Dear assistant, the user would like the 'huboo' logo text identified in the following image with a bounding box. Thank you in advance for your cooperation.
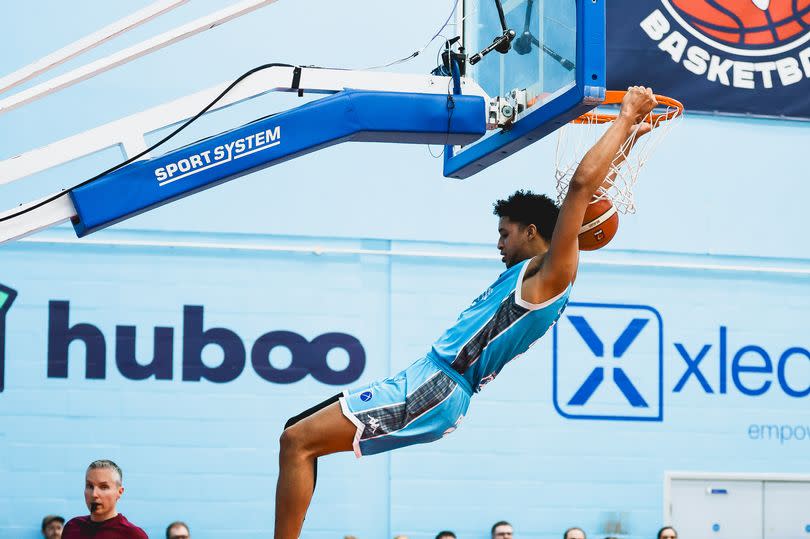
[154,126,281,186]
[0,284,18,393]
[640,7,810,90]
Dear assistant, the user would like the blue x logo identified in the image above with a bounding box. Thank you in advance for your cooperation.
[566,316,650,407]
[553,303,663,422]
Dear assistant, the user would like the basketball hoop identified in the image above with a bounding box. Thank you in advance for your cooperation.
[555,90,684,214]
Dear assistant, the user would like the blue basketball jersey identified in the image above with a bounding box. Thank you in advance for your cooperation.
[428,258,571,393]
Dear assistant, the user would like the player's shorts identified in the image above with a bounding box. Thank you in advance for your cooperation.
[339,355,472,457]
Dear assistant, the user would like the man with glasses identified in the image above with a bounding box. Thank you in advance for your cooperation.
[166,521,190,539]
[492,521,513,539]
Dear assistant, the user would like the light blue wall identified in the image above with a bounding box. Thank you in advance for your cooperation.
[1,2,809,539]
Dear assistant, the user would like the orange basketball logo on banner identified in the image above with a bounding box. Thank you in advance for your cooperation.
[660,0,810,55]
[631,0,810,94]
[668,0,810,48]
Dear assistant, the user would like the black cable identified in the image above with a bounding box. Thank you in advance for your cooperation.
[360,0,460,70]
[427,65,459,160]
[0,62,294,224]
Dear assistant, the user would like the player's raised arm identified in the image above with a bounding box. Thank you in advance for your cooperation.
[522,87,658,303]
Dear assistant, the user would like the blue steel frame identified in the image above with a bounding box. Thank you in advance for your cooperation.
[443,0,606,179]
[69,89,485,237]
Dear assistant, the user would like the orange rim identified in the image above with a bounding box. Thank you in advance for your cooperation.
[572,90,684,125]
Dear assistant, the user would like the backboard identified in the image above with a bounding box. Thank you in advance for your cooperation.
[445,0,606,179]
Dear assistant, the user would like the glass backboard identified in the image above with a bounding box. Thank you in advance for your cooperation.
[444,0,605,179]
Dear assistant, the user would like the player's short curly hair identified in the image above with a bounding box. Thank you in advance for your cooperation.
[493,190,559,243]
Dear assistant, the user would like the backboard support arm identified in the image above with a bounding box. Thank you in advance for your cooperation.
[0,69,487,244]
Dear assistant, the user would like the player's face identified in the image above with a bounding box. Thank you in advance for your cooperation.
[565,529,586,539]
[84,468,124,521]
[497,217,531,268]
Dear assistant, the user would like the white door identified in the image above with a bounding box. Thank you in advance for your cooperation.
[764,481,810,539]
[670,479,763,539]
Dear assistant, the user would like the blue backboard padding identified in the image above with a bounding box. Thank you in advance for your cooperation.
[443,0,606,179]
[70,90,485,236]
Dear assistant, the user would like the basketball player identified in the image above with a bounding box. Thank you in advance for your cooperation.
[273,87,658,538]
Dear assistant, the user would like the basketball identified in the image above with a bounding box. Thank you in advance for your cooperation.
[669,0,810,48]
[579,197,618,251]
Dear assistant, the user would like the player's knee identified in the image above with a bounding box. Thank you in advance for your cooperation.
[279,422,309,456]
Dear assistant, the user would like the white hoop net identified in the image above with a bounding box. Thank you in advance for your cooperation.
[554,95,683,214]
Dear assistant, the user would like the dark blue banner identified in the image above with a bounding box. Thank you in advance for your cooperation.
[607,0,810,119]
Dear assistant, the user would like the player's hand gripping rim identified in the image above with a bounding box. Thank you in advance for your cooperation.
[619,86,658,127]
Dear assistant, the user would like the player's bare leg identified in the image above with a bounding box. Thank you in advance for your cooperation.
[274,401,355,539]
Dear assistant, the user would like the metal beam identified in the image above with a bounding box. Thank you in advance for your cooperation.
[0,0,189,95]
[0,0,280,115]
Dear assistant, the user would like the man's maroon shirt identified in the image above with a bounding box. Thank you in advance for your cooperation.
[62,514,148,538]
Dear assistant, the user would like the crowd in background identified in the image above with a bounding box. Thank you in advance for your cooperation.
[40,459,679,539]
[41,513,189,539]
[344,523,679,539]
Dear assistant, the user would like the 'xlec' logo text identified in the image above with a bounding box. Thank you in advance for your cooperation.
[553,303,663,422]
[0,284,18,393]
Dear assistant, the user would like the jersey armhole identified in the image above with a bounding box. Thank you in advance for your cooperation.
[514,260,571,311]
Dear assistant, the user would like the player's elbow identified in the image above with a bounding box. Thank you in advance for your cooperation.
[566,175,593,199]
